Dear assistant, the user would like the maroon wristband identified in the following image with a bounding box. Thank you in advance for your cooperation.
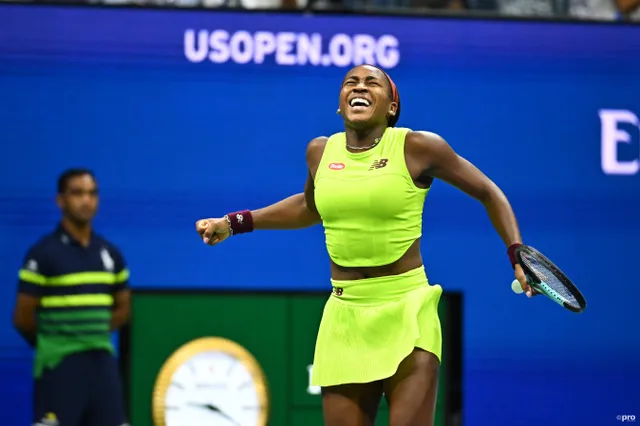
[225,210,254,236]
[507,243,522,269]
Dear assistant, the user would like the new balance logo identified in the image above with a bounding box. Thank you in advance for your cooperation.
[369,158,388,170]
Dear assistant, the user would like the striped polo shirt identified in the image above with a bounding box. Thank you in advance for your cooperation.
[17,225,129,378]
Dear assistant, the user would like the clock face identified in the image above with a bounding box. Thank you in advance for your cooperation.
[162,350,266,426]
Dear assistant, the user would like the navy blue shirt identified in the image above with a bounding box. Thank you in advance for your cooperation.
[17,224,129,377]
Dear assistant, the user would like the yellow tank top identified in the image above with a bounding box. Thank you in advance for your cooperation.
[314,127,429,267]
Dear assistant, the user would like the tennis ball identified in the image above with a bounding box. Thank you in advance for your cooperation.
[511,279,524,294]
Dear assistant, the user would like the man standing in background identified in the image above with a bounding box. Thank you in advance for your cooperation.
[12,169,131,426]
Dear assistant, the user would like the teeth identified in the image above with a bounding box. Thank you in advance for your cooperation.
[350,98,371,107]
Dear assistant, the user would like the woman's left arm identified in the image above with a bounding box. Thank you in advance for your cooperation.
[405,131,534,296]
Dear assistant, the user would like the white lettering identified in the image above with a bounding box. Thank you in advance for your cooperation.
[296,33,322,66]
[376,35,400,68]
[254,31,277,64]
[306,364,321,395]
[184,29,401,68]
[184,29,209,63]
[352,34,376,66]
[276,32,297,66]
[329,34,353,67]
[599,109,639,175]
[209,30,230,63]
[230,31,253,64]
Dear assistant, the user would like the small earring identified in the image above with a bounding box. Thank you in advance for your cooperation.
[336,109,341,114]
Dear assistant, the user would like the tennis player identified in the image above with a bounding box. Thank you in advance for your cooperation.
[196,64,532,426]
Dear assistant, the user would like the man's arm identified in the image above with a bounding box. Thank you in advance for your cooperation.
[110,248,131,331]
[111,290,130,331]
[13,249,47,348]
[406,131,521,247]
[13,294,39,347]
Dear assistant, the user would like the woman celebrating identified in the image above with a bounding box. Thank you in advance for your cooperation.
[196,64,532,426]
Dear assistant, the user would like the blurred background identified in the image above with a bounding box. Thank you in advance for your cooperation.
[0,0,639,425]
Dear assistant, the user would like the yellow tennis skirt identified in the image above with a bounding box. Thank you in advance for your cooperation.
[311,266,443,387]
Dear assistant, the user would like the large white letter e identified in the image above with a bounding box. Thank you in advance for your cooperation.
[599,109,639,175]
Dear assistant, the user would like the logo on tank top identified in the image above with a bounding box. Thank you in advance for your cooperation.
[328,162,345,170]
[369,158,389,170]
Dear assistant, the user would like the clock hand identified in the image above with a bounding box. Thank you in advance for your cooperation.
[186,402,240,425]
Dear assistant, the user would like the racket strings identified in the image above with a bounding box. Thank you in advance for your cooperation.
[520,252,580,308]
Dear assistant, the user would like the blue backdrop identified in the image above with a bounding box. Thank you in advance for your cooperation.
[1,4,639,425]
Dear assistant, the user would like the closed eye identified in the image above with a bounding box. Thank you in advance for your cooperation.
[343,76,382,87]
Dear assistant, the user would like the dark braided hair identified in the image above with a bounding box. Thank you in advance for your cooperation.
[372,66,401,127]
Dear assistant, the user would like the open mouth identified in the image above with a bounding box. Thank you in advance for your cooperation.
[349,97,371,108]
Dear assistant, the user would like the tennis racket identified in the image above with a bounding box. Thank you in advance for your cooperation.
[512,244,586,313]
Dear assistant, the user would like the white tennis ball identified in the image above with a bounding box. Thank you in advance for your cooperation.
[511,279,524,294]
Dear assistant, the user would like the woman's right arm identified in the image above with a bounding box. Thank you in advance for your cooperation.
[252,172,320,230]
[197,137,326,245]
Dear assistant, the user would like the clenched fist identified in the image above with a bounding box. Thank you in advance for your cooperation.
[195,218,231,246]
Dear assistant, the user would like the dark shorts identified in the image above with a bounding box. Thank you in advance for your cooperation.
[33,350,128,426]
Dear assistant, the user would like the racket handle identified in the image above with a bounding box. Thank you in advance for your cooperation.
[511,279,524,294]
